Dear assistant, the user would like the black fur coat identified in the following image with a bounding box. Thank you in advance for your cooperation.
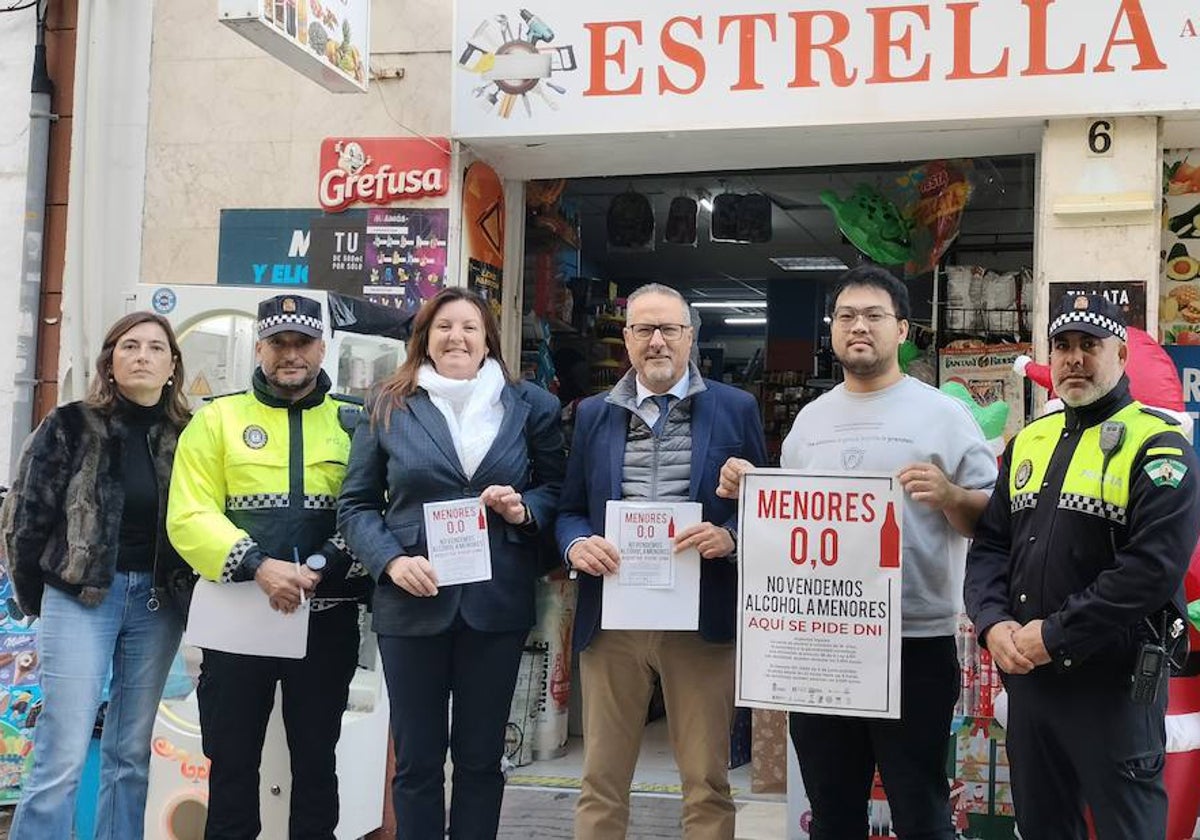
[0,401,185,616]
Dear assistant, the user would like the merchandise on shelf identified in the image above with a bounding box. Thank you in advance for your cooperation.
[943,265,1032,337]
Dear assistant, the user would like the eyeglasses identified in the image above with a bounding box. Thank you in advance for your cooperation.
[830,307,899,328]
[626,323,691,341]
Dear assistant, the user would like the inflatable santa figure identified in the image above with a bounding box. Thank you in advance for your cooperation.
[1015,326,1200,840]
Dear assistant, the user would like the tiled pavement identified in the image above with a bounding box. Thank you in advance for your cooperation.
[0,794,784,839]
[498,787,786,839]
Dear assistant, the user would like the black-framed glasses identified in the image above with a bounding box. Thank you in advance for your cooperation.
[830,307,899,328]
[627,323,691,341]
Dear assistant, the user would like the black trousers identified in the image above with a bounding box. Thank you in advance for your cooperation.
[789,636,960,840]
[198,604,360,840]
[1004,664,1168,840]
[378,621,527,840]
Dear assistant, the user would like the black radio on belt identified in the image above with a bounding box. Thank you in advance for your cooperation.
[1131,640,1167,705]
[1131,610,1187,704]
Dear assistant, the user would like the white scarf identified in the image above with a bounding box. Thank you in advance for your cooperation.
[418,358,507,478]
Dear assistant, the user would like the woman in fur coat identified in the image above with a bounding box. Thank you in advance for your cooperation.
[0,311,192,840]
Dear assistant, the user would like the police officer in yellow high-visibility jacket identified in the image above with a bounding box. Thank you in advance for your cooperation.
[966,293,1200,840]
[167,295,369,840]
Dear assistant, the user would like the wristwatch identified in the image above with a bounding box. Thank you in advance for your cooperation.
[722,526,738,556]
[305,554,328,572]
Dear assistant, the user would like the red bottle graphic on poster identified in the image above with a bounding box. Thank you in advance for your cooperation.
[879,502,900,568]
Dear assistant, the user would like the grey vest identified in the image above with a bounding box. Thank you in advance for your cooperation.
[606,366,707,502]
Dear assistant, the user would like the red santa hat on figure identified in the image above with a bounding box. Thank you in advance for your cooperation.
[1012,297,1200,840]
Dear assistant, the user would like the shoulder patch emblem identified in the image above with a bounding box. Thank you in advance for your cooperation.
[242,425,268,449]
[1144,458,1187,489]
[1014,459,1033,490]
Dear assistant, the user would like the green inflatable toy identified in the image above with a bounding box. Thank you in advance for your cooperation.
[820,184,912,266]
[940,380,1009,441]
[897,340,921,373]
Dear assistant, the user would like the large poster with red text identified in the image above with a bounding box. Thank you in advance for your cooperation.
[736,469,903,719]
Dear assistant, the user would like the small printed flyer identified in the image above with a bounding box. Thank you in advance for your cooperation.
[615,505,677,589]
[423,499,492,587]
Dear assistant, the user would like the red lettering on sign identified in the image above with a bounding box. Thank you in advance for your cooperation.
[718,13,778,91]
[318,138,449,213]
[788,10,858,88]
[584,21,645,96]
[659,16,706,95]
[1093,0,1165,73]
[865,5,931,84]
[573,3,1168,97]
[946,2,1009,80]
[1021,0,1085,77]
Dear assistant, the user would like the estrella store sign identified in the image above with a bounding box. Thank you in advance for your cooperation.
[453,0,1200,137]
[319,137,450,212]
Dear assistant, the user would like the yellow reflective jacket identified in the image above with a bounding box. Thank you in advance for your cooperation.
[167,371,369,602]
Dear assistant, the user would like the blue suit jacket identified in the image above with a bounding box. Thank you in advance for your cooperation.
[337,381,564,636]
[556,378,767,652]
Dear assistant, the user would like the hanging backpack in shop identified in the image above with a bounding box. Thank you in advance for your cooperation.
[711,192,742,242]
[664,196,698,245]
[711,193,773,243]
[607,190,655,251]
[737,193,773,243]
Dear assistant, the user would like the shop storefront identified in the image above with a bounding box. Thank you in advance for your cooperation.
[15,0,1200,836]
[447,1,1200,836]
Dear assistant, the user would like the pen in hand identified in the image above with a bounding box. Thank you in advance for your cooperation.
[293,546,307,607]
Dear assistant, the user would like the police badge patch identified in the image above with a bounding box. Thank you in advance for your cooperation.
[1144,457,1187,489]
[1014,459,1033,489]
[243,425,268,449]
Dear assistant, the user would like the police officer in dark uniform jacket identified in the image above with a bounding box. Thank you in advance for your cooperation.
[966,292,1200,839]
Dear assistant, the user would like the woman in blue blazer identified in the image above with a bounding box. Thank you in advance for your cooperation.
[338,287,564,839]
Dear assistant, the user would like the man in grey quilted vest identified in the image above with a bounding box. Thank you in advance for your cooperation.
[556,283,768,839]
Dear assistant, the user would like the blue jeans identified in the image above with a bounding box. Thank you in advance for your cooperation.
[9,571,183,840]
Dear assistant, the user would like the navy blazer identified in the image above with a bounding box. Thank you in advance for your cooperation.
[337,381,565,636]
[555,378,767,651]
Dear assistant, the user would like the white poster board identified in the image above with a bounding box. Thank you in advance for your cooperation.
[601,500,702,631]
[736,469,902,719]
[185,580,309,659]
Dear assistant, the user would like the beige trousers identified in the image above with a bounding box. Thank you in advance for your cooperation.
[574,629,736,840]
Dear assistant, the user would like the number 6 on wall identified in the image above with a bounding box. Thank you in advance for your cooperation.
[1088,119,1114,156]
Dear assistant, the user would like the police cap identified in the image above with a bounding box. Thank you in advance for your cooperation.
[1047,292,1127,342]
[257,294,324,340]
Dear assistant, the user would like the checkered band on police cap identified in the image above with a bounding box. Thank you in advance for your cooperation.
[1047,293,1127,342]
[257,295,324,339]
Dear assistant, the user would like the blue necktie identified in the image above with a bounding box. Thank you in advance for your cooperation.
[650,394,672,438]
